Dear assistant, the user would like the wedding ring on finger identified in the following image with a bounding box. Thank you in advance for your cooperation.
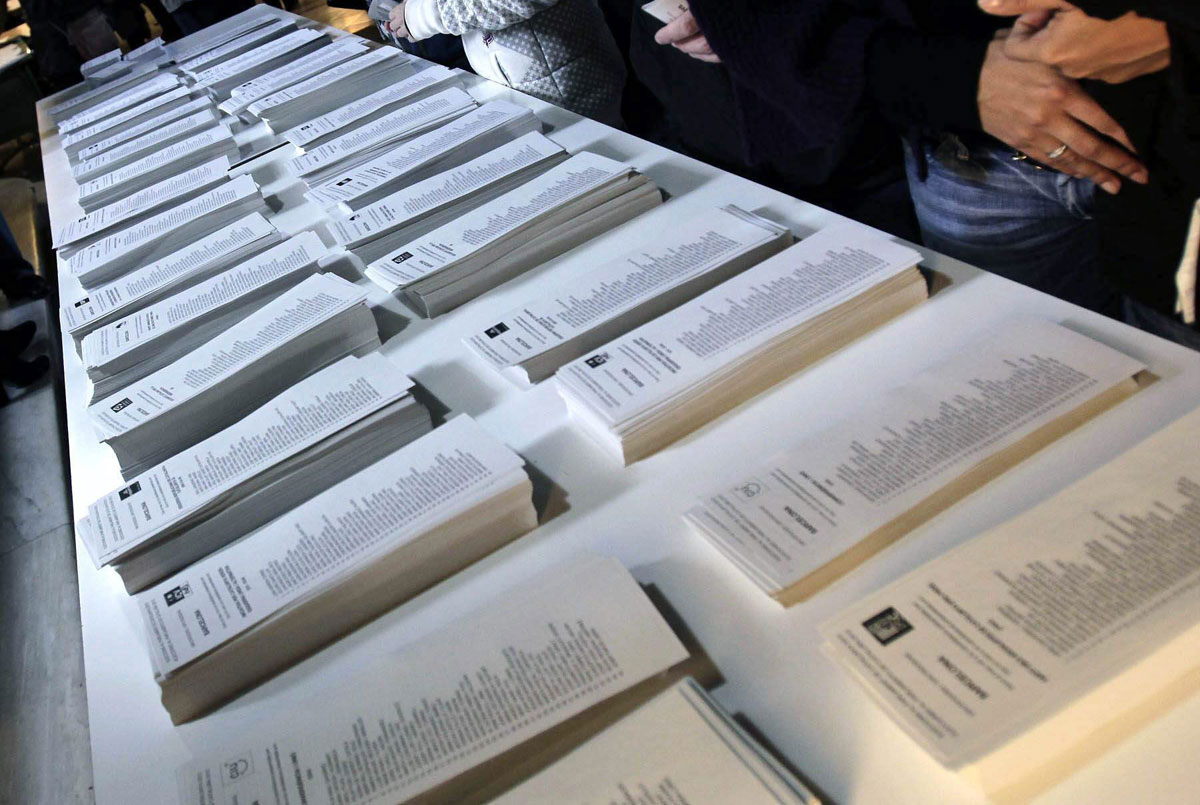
[1046,144,1070,160]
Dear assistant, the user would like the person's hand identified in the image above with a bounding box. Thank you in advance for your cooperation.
[978,35,1148,194]
[980,0,1170,83]
[385,1,410,39]
[652,11,720,63]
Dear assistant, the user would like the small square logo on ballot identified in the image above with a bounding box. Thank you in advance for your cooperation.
[484,322,509,339]
[164,583,192,607]
[74,297,90,308]
[391,251,413,264]
[585,352,610,369]
[110,397,133,413]
[221,753,255,786]
[118,481,141,500]
[863,607,913,646]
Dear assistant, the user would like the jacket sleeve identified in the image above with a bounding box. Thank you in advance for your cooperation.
[404,0,561,39]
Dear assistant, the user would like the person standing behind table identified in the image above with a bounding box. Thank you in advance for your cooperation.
[980,0,1200,350]
[662,1,1148,318]
[384,0,627,127]
[166,0,254,36]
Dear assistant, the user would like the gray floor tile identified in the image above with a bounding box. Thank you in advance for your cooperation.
[0,524,93,805]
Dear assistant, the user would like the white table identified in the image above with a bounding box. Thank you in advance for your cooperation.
[38,11,1200,805]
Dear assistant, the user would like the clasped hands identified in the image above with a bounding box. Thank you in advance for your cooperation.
[979,0,1169,193]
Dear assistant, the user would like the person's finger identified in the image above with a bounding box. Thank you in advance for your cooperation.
[1026,133,1124,193]
[654,12,700,45]
[671,34,715,56]
[1060,86,1141,157]
[1048,114,1147,185]
[978,0,1071,16]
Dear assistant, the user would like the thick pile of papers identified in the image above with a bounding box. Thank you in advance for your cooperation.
[466,204,792,386]
[60,85,196,156]
[81,231,328,397]
[306,100,541,214]
[67,174,266,288]
[166,7,283,63]
[70,108,220,183]
[79,354,431,591]
[556,226,927,463]
[76,125,239,211]
[281,64,455,149]
[248,46,409,132]
[175,554,709,795]
[686,318,1145,605]
[332,132,567,263]
[54,156,232,252]
[56,73,182,134]
[62,212,281,343]
[494,678,820,805]
[217,37,371,118]
[289,86,477,184]
[71,96,215,165]
[821,406,1200,803]
[176,18,296,75]
[138,414,537,723]
[365,151,663,317]
[87,273,379,478]
[184,28,327,98]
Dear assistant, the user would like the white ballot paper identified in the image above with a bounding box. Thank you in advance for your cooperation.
[686,319,1145,599]
[88,273,370,440]
[307,100,537,210]
[61,213,278,339]
[821,406,1200,769]
[187,28,324,91]
[364,151,640,291]
[642,0,690,23]
[80,231,326,382]
[493,678,819,805]
[56,72,181,133]
[55,156,232,250]
[330,132,566,256]
[246,46,404,121]
[466,204,792,384]
[218,37,370,115]
[167,12,280,63]
[72,97,215,164]
[68,173,262,288]
[176,554,690,805]
[80,353,412,567]
[70,108,219,182]
[177,18,296,74]
[282,64,456,148]
[555,227,922,426]
[289,87,476,180]
[76,125,239,210]
[125,36,166,62]
[60,86,194,154]
[80,48,121,76]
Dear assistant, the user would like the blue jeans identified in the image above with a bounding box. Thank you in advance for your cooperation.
[905,135,1120,318]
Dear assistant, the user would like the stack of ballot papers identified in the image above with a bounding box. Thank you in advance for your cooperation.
[331,132,567,263]
[493,678,820,805]
[820,406,1200,803]
[217,37,371,118]
[87,273,379,478]
[685,318,1146,605]
[66,174,266,289]
[81,231,328,398]
[70,96,215,166]
[60,85,196,157]
[76,125,239,211]
[175,554,716,799]
[136,414,537,723]
[306,100,541,214]
[166,7,283,63]
[125,36,168,64]
[55,72,182,133]
[556,226,928,464]
[49,62,164,122]
[184,28,326,98]
[69,108,220,183]
[248,46,409,132]
[289,86,477,184]
[78,354,431,591]
[364,151,663,317]
[63,213,281,345]
[175,18,296,75]
[79,48,122,79]
[280,64,455,149]
[56,158,233,252]
[465,204,793,386]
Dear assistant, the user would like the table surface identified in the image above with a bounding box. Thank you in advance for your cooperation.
[37,9,1200,805]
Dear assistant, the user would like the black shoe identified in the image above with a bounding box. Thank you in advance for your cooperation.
[0,320,37,356]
